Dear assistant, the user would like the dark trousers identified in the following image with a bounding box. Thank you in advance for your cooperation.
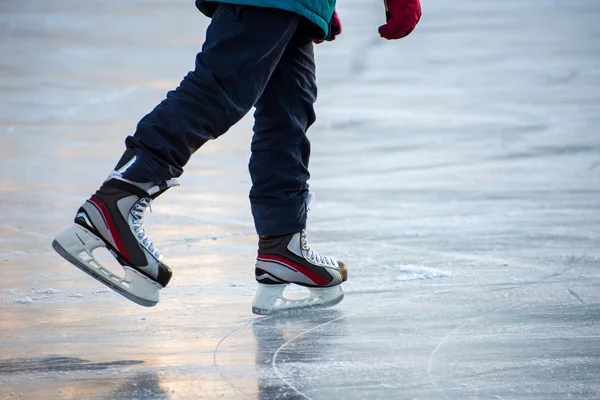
[121,4,317,236]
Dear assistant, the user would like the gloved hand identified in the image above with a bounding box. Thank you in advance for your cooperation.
[315,10,342,43]
[379,0,422,40]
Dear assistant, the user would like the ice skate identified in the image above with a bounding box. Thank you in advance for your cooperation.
[252,229,348,315]
[52,173,178,307]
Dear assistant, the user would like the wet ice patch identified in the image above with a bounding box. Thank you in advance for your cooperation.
[9,289,67,304]
[29,288,66,301]
[393,265,450,281]
[30,288,65,295]
[7,289,91,304]
[11,297,34,305]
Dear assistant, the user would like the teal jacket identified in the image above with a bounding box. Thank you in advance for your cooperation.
[195,0,336,40]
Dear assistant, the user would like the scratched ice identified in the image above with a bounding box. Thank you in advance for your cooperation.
[1,0,599,399]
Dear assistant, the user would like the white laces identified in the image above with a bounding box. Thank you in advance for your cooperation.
[130,198,161,259]
[300,229,336,267]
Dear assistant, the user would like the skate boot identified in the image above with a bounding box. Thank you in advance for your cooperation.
[52,176,178,307]
[252,229,348,315]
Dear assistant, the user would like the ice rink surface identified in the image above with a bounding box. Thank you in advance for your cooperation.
[1,0,600,398]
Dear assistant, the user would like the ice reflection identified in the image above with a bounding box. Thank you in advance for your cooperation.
[0,356,143,374]
[0,357,169,400]
[252,310,347,399]
[105,371,169,400]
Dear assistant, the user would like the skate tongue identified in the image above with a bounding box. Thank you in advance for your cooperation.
[106,172,179,197]
[106,170,125,182]
[147,179,179,197]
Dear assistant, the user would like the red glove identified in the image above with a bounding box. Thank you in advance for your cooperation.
[315,10,342,44]
[379,0,421,40]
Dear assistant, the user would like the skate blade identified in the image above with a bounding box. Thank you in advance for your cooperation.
[252,283,344,315]
[52,225,161,307]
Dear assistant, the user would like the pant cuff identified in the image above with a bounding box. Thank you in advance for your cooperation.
[123,137,180,184]
[250,196,307,236]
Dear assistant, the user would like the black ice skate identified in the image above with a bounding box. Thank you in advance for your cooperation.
[252,229,348,315]
[52,176,178,307]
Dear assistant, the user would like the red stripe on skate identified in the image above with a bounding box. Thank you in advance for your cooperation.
[89,197,131,263]
[257,253,329,286]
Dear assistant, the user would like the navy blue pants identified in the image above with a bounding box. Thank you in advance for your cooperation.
[120,4,317,236]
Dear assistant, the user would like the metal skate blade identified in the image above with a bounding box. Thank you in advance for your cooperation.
[252,294,344,315]
[52,239,157,307]
[252,284,344,316]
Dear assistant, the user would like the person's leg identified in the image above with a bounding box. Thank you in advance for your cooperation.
[249,27,316,237]
[248,24,348,315]
[120,4,302,183]
[53,5,305,306]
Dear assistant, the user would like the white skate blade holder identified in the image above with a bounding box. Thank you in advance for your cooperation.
[52,224,162,307]
[252,283,344,315]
